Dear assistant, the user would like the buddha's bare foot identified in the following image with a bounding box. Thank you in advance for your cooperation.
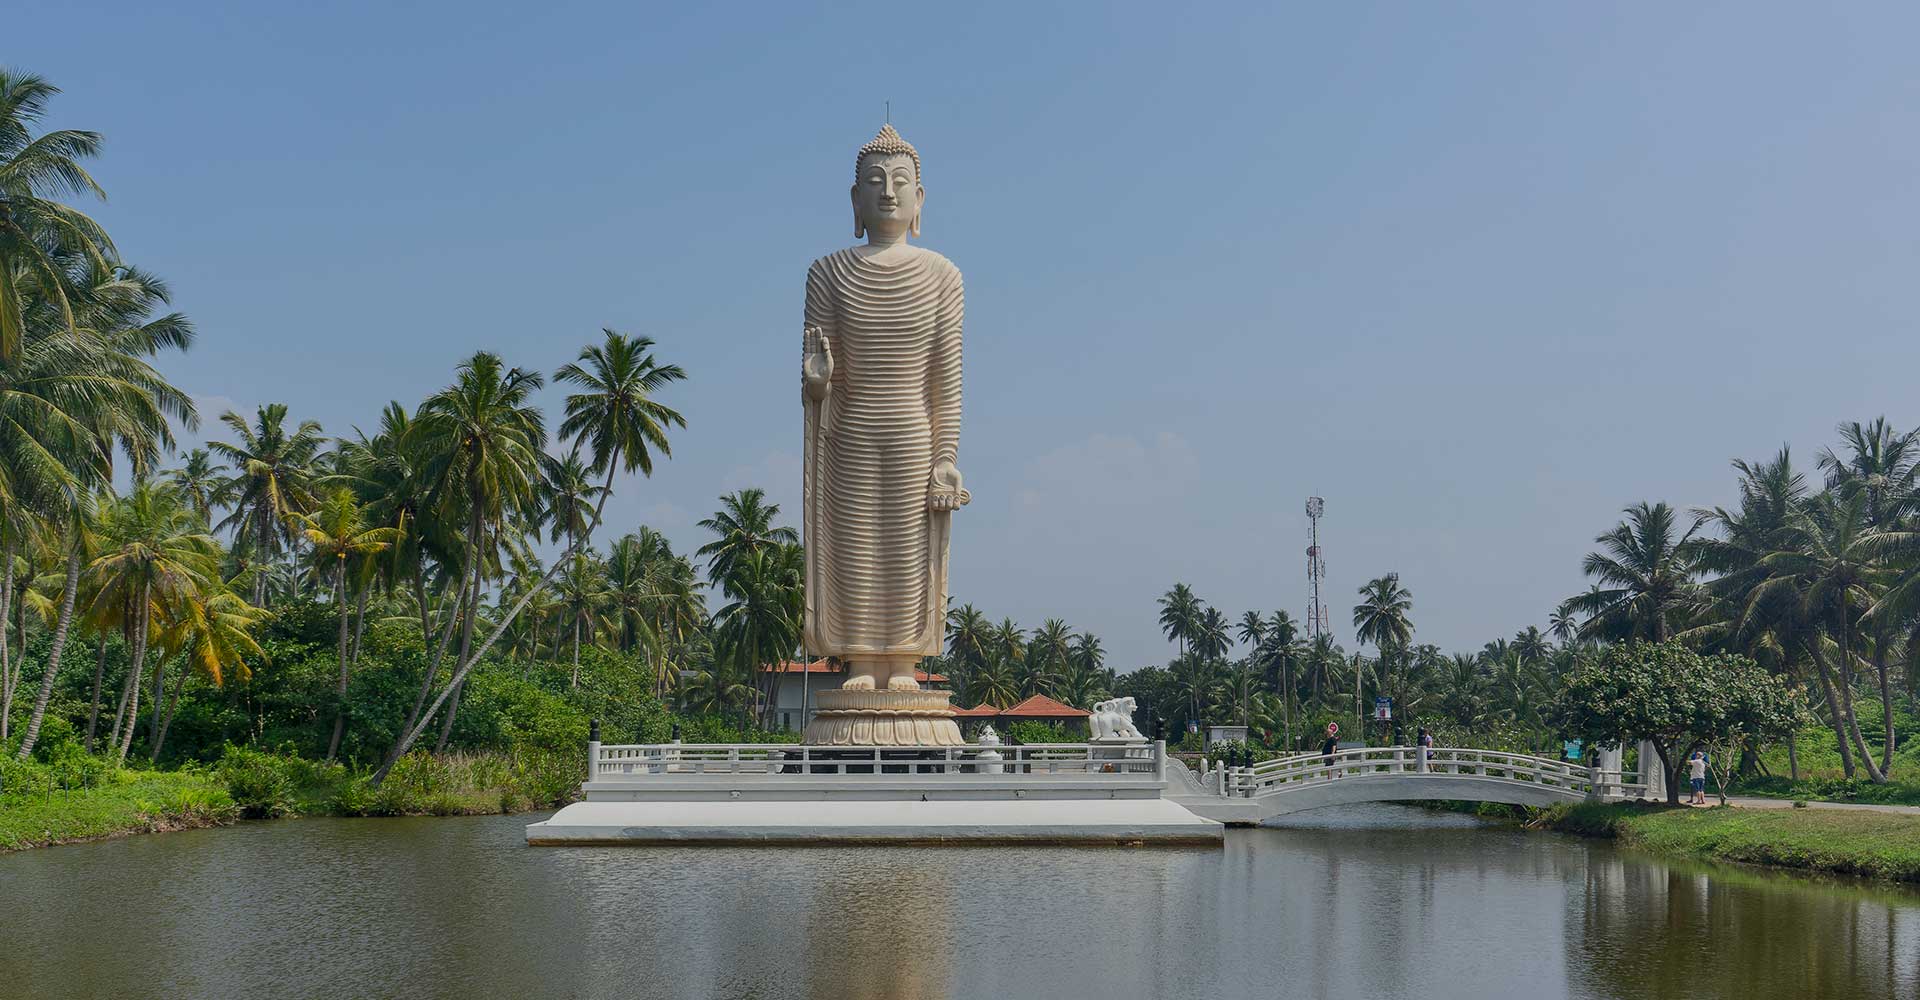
[886,673,920,692]
[842,672,877,691]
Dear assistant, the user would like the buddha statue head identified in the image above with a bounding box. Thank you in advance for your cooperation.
[851,124,924,241]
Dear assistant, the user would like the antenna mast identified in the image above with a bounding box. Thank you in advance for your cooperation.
[1305,496,1328,639]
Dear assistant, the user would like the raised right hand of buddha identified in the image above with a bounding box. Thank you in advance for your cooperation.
[802,325,833,400]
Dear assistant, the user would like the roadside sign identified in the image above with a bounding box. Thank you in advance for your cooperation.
[1373,697,1392,721]
[1564,739,1583,761]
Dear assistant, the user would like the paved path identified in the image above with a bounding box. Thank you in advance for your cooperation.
[1722,796,1920,816]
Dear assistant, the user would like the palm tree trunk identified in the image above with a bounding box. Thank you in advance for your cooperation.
[254,501,272,607]
[1807,644,1855,777]
[15,548,82,760]
[434,557,482,753]
[83,634,108,752]
[1786,729,1800,782]
[109,653,136,752]
[153,655,189,759]
[1836,620,1887,783]
[569,618,582,688]
[326,560,350,762]
[390,578,466,764]
[119,583,152,765]
[350,583,370,665]
[147,596,169,750]
[1870,628,1895,776]
[413,567,433,649]
[0,534,14,743]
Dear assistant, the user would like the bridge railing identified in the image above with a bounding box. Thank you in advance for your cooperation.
[1225,746,1599,797]
[588,741,1165,781]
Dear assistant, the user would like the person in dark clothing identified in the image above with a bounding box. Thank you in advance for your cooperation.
[1320,723,1340,778]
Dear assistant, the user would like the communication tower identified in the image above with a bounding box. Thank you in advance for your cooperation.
[1305,497,1329,639]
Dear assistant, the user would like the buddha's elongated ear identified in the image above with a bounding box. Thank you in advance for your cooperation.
[850,185,864,239]
[911,185,925,237]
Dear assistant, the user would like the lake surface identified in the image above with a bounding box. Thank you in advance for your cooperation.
[3,804,1915,999]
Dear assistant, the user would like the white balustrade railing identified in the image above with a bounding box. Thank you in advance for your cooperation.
[584,738,1651,803]
[587,740,1165,781]
[1223,746,1608,798]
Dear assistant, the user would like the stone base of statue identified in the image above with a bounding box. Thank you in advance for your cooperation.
[802,689,965,746]
[1089,737,1154,771]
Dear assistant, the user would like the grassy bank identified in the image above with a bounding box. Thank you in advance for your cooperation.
[0,766,238,851]
[0,746,583,853]
[1536,801,1920,882]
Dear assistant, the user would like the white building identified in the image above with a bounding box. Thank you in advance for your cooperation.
[762,659,949,733]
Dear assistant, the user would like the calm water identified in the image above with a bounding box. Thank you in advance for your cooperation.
[3,805,1916,1000]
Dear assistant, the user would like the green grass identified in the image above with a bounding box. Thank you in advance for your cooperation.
[1537,801,1920,882]
[1,745,581,854]
[215,745,582,819]
[0,767,239,852]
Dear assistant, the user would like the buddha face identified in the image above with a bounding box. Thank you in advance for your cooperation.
[852,152,923,239]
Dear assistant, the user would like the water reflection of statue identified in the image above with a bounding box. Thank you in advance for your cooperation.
[801,124,968,695]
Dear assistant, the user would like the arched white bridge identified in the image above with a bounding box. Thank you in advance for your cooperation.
[1165,746,1649,825]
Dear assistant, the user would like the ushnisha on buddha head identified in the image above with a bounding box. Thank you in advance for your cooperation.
[851,124,924,241]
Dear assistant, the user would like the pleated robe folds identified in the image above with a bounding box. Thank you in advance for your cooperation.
[801,245,964,661]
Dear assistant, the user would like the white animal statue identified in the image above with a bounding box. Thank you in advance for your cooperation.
[1089,697,1144,741]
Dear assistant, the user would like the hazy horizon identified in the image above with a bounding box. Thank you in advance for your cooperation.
[14,3,1920,668]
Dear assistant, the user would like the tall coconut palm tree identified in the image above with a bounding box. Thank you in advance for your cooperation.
[0,70,114,362]
[1819,418,1920,529]
[1564,502,1701,643]
[1688,448,1817,776]
[555,550,611,688]
[1750,491,1890,782]
[146,583,265,760]
[711,543,802,726]
[210,403,323,605]
[83,483,219,763]
[945,603,991,671]
[988,617,1026,673]
[1257,610,1304,743]
[295,487,401,760]
[1027,618,1074,696]
[10,264,195,759]
[1818,420,1918,774]
[1236,610,1267,655]
[1069,631,1105,678]
[536,448,605,554]
[696,488,798,590]
[410,352,545,753]
[1352,574,1413,733]
[1512,626,1549,665]
[1156,582,1202,667]
[164,448,224,526]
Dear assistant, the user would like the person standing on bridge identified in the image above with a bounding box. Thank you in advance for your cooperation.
[1416,727,1433,773]
[1321,723,1341,779]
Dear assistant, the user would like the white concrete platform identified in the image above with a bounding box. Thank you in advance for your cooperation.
[527,797,1223,845]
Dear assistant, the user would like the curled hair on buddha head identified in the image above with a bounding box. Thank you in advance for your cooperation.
[852,124,923,238]
[853,123,921,182]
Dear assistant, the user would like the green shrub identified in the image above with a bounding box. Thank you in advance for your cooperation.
[1006,720,1072,745]
[216,745,300,818]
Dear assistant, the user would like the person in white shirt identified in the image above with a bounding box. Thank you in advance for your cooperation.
[1687,748,1709,805]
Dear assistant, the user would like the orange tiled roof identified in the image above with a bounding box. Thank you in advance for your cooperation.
[998,694,1090,718]
[950,703,1002,717]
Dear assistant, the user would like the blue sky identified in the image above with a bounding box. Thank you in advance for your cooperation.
[15,3,1920,667]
